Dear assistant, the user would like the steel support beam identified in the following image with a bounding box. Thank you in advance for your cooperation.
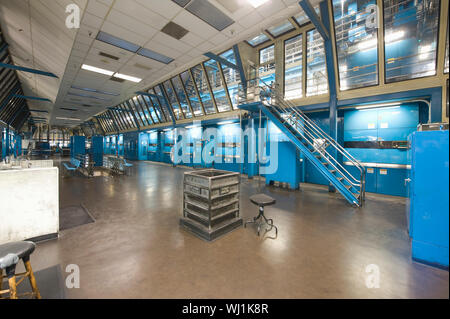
[319,0,338,193]
[299,0,329,41]
[203,52,238,70]
[0,62,58,78]
[232,44,247,95]
[13,94,52,102]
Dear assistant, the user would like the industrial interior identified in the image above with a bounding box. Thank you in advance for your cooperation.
[0,0,448,299]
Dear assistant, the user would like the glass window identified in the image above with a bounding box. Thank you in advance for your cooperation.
[152,86,174,122]
[306,29,328,96]
[220,49,241,109]
[126,101,144,127]
[267,20,295,38]
[136,95,155,124]
[119,104,135,128]
[247,33,270,47]
[131,98,149,126]
[180,71,204,116]
[204,60,231,112]
[259,45,276,86]
[191,64,216,114]
[384,0,440,82]
[142,95,160,123]
[445,19,449,74]
[333,0,378,90]
[171,76,193,118]
[146,90,166,122]
[293,6,320,26]
[284,34,303,99]
[163,81,183,120]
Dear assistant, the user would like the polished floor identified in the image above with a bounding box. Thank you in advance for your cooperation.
[24,160,449,298]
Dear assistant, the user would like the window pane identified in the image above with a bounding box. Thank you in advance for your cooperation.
[163,81,183,120]
[137,95,154,124]
[293,6,320,26]
[180,71,204,116]
[445,19,449,74]
[204,60,231,112]
[142,95,160,123]
[267,20,295,37]
[171,76,193,118]
[333,0,378,90]
[306,29,328,96]
[147,90,166,122]
[284,34,303,99]
[220,49,241,109]
[131,98,149,126]
[384,0,440,82]
[248,33,270,46]
[191,64,216,114]
[153,86,174,122]
[127,100,144,127]
[259,45,276,86]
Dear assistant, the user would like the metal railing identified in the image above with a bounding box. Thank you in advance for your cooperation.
[238,74,365,206]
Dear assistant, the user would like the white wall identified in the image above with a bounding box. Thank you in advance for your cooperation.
[0,167,59,244]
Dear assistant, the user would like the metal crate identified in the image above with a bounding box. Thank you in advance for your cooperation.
[180,169,242,241]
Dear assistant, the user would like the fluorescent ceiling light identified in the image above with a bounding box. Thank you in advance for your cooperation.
[355,102,401,110]
[185,125,200,129]
[248,0,269,8]
[96,31,140,53]
[137,48,174,64]
[358,38,377,51]
[418,45,431,60]
[71,86,119,96]
[81,64,114,76]
[56,117,81,121]
[163,128,173,131]
[217,120,235,125]
[113,73,142,83]
[385,30,405,43]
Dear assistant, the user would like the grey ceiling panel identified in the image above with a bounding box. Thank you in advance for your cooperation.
[185,0,235,31]
[161,21,189,40]
[172,0,191,7]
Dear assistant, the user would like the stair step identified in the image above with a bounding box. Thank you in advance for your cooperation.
[321,162,328,166]
[329,170,336,174]
[337,177,344,181]
[345,185,352,190]
[352,192,360,198]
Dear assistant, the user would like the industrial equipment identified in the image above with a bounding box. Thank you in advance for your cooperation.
[407,129,449,268]
[180,169,243,241]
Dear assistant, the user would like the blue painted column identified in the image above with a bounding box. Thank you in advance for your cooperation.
[320,0,339,193]
[247,117,258,178]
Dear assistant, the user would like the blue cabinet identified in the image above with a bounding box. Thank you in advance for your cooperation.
[408,130,449,268]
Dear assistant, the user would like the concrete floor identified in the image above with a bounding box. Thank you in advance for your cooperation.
[26,160,449,298]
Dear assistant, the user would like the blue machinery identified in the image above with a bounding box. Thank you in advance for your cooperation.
[407,129,449,268]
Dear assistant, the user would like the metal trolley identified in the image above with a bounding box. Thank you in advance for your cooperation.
[180,169,243,241]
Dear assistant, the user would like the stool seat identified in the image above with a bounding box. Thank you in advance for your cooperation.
[250,194,276,207]
[0,241,36,269]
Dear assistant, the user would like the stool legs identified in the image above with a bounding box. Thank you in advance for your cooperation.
[245,206,278,237]
[0,268,3,292]
[5,265,17,299]
[23,257,41,299]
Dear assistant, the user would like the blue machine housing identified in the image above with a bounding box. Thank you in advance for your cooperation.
[90,136,104,166]
[407,130,449,268]
[70,136,86,158]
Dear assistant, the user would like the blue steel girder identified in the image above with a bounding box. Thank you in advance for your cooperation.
[298,0,329,41]
[319,0,339,191]
[232,44,247,93]
[0,62,58,78]
[203,52,238,70]
[13,94,52,102]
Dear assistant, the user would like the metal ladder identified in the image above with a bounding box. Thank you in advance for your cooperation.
[239,77,366,207]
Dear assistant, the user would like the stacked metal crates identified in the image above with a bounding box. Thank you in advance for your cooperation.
[180,169,243,241]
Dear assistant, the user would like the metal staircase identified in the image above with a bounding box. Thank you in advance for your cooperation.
[239,78,366,207]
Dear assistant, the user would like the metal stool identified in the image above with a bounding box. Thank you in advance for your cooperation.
[245,194,278,237]
[0,241,41,299]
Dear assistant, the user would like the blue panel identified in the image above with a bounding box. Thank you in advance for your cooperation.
[409,130,449,268]
[265,141,301,189]
[70,136,86,158]
[376,168,408,197]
